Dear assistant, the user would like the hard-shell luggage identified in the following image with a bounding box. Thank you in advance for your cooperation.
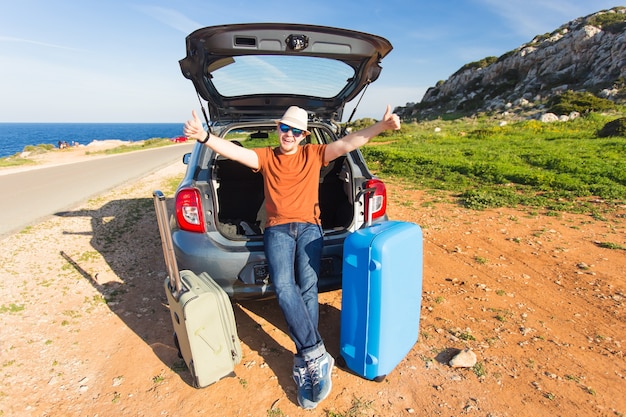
[153,190,242,388]
[339,220,423,381]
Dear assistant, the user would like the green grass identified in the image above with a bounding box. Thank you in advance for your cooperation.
[22,143,56,154]
[162,174,185,195]
[0,304,25,314]
[326,396,375,417]
[362,111,626,213]
[488,307,513,323]
[0,142,56,167]
[0,156,36,168]
[472,361,487,378]
[596,241,626,251]
[267,408,285,417]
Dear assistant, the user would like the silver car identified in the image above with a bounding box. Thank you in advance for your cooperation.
[171,23,393,300]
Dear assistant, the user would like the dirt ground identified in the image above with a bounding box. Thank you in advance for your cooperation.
[0,145,624,417]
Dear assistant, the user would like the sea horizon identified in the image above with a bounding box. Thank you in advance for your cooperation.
[0,122,185,159]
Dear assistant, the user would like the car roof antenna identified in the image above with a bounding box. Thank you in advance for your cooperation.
[341,80,371,137]
[196,92,213,134]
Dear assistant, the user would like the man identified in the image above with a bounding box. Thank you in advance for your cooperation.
[183,105,400,409]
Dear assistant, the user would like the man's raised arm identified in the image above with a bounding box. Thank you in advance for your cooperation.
[183,110,260,170]
[324,105,400,162]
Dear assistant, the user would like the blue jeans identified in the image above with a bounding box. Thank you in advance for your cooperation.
[264,222,326,362]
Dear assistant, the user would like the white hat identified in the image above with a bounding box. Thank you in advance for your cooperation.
[277,106,309,134]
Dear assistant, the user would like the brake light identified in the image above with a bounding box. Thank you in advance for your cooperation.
[175,188,205,233]
[364,179,387,222]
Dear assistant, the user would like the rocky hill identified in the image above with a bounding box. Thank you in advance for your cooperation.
[398,7,626,120]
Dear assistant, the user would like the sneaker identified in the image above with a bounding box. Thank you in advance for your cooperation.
[292,362,317,409]
[307,352,334,403]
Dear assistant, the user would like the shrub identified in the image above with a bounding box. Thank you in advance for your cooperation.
[548,91,616,115]
[588,9,626,33]
[453,56,498,76]
[349,117,377,130]
[22,143,55,155]
[597,117,626,137]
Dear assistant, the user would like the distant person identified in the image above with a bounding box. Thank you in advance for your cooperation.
[183,105,400,409]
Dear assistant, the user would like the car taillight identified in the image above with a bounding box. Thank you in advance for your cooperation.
[175,188,205,233]
[364,179,387,222]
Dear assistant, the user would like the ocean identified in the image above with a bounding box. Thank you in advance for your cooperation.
[0,123,185,159]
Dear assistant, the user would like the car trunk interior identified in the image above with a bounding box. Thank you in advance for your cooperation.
[214,156,353,239]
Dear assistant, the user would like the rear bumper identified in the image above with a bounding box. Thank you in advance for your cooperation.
[172,229,344,300]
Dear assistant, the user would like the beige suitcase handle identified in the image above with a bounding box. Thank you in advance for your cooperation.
[153,190,183,298]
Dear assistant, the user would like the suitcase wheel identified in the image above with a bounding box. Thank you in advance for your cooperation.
[336,355,347,369]
[173,332,183,359]
[337,355,386,382]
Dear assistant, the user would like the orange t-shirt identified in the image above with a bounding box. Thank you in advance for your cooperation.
[253,144,328,227]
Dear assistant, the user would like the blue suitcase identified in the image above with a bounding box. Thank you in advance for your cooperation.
[340,220,423,381]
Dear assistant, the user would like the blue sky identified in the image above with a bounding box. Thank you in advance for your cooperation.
[0,0,621,123]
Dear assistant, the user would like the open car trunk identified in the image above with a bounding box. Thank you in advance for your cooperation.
[214,155,354,239]
[180,23,393,123]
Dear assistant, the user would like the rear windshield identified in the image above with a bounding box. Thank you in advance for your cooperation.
[222,125,329,147]
[209,55,355,98]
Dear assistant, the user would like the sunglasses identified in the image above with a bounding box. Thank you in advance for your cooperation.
[279,123,304,137]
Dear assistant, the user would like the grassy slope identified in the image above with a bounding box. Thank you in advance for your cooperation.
[361,112,626,214]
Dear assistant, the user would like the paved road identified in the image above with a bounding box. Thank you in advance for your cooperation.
[0,144,194,238]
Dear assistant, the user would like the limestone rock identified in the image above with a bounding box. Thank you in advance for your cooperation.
[398,7,626,119]
[449,349,477,368]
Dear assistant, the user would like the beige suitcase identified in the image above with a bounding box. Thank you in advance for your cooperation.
[154,190,242,388]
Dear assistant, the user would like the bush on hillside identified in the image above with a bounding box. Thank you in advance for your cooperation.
[597,117,626,137]
[349,118,377,130]
[548,91,616,114]
[22,143,55,155]
[588,8,626,33]
[452,56,498,76]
